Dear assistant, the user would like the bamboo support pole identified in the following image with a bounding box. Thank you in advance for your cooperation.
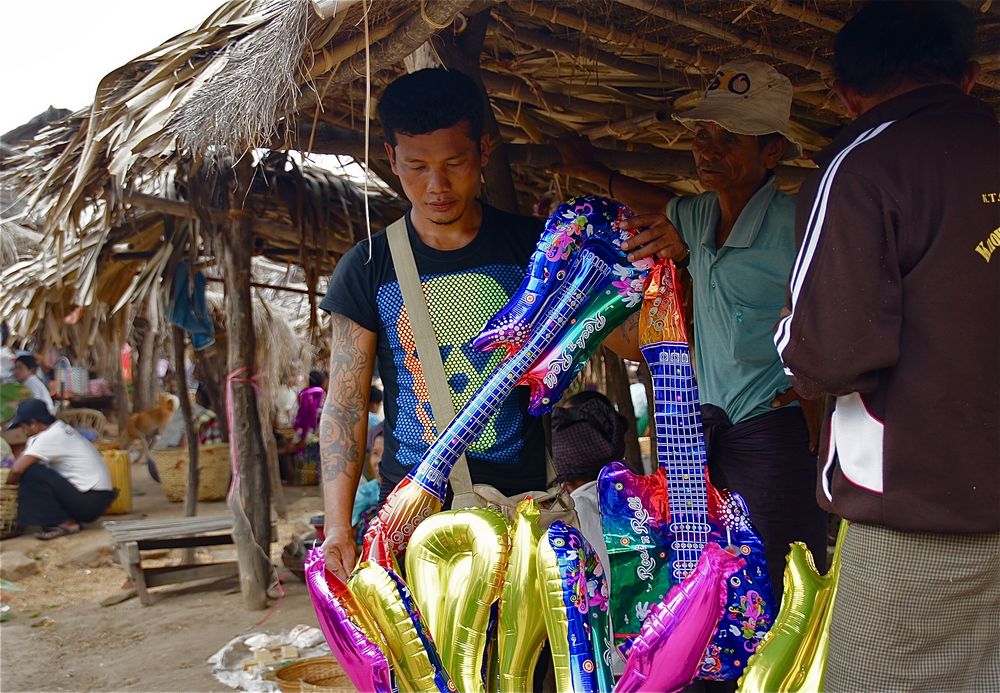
[172,325,201,519]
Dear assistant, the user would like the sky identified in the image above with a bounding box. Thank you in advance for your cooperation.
[1,1,217,135]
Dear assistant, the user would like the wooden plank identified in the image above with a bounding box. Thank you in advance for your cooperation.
[136,534,235,551]
[104,516,234,540]
[100,587,137,607]
[105,516,234,532]
[143,562,240,588]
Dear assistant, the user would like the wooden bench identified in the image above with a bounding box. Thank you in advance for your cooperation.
[104,516,240,605]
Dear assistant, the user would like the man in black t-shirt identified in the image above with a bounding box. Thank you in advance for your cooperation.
[318,68,674,580]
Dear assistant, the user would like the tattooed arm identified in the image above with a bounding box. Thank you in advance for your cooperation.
[602,312,643,361]
[320,312,377,580]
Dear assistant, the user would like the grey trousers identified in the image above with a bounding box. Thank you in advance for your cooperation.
[826,522,1000,693]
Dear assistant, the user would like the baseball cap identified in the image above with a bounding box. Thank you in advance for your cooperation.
[6,399,55,429]
[673,60,803,159]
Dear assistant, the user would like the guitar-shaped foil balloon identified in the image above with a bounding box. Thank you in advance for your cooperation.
[362,196,651,560]
[601,261,774,681]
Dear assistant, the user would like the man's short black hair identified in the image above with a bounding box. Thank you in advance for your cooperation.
[369,385,383,404]
[378,68,484,148]
[835,1,976,97]
[15,353,38,370]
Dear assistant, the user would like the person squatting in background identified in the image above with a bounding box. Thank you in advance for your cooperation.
[5,399,116,539]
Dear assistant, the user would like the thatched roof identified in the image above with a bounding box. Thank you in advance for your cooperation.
[7,1,999,216]
[0,150,402,339]
[3,0,998,338]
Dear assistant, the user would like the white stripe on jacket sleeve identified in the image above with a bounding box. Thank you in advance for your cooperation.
[774,121,896,371]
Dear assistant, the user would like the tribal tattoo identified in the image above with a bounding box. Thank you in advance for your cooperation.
[320,313,373,483]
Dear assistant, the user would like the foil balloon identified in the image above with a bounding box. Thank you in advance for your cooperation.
[348,560,456,693]
[303,549,395,693]
[598,462,672,652]
[364,195,651,560]
[637,261,774,679]
[584,538,616,692]
[494,499,548,693]
[616,542,744,693]
[738,521,847,693]
[476,195,651,360]
[538,521,602,693]
[405,508,511,693]
[476,196,652,415]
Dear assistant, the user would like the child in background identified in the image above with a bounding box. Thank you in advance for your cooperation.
[352,421,384,548]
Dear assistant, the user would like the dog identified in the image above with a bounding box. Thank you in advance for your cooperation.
[120,392,180,462]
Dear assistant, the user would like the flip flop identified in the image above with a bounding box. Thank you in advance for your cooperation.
[36,525,81,540]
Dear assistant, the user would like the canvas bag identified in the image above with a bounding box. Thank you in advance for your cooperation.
[385,217,578,529]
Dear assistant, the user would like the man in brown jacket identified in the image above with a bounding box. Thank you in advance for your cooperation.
[774,2,999,689]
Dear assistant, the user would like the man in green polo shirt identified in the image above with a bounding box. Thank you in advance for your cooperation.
[554,59,828,601]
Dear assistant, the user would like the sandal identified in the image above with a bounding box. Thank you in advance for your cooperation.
[36,525,81,540]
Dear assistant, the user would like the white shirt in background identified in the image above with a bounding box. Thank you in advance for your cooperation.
[24,374,56,414]
[25,421,112,492]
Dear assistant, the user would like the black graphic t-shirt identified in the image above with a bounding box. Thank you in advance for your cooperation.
[320,204,547,499]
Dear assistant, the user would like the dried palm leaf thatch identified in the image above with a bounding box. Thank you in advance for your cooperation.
[0,220,41,268]
[204,288,308,414]
[170,0,313,167]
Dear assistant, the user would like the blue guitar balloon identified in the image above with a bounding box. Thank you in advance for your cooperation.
[602,262,774,681]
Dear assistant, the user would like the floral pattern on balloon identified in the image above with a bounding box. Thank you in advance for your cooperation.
[538,521,603,693]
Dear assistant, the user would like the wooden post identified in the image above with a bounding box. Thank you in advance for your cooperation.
[110,318,131,437]
[434,8,520,214]
[131,317,153,412]
[600,347,643,474]
[172,325,200,518]
[194,348,229,443]
[221,162,271,610]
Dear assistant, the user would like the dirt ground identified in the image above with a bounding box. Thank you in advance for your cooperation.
[0,461,351,692]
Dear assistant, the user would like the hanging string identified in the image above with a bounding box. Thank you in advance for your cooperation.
[362,0,373,261]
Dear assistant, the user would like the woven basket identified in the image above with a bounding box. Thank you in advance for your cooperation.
[153,443,231,502]
[288,442,320,486]
[0,468,19,539]
[274,656,345,692]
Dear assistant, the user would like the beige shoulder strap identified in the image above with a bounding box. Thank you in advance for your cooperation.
[385,217,475,497]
